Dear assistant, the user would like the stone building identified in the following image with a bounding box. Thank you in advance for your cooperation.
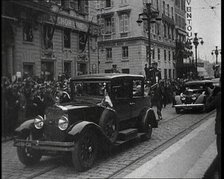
[2,0,99,80]
[96,0,177,79]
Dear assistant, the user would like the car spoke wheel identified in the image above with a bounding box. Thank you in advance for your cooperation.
[17,134,42,166]
[99,110,118,143]
[72,131,98,172]
[175,108,181,114]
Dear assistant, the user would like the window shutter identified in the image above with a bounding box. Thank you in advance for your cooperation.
[124,14,128,32]
[111,17,115,33]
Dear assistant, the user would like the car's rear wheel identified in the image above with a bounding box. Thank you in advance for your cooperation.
[72,130,98,172]
[17,134,42,166]
[99,110,119,143]
[138,109,153,140]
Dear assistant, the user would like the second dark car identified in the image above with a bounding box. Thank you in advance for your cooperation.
[174,80,216,113]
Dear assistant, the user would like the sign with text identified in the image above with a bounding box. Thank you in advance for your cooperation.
[186,0,192,39]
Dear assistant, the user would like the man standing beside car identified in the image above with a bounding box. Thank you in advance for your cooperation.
[213,77,221,177]
[150,80,164,120]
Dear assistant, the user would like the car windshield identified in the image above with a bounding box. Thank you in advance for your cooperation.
[72,81,111,97]
[185,84,204,90]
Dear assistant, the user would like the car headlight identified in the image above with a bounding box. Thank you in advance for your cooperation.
[192,96,197,100]
[34,115,44,129]
[58,115,69,131]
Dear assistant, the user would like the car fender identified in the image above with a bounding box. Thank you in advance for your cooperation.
[195,94,205,104]
[139,107,157,128]
[145,108,157,128]
[15,119,34,133]
[175,96,182,104]
[68,121,111,144]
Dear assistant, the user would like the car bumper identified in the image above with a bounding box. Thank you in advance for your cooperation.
[174,103,204,109]
[14,139,75,152]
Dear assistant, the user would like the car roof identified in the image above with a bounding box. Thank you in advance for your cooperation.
[71,73,144,81]
[185,80,213,85]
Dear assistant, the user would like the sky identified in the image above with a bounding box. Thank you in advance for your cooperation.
[190,0,221,64]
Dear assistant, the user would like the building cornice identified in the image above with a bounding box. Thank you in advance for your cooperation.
[98,36,175,48]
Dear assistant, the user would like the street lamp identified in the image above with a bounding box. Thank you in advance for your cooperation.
[189,33,204,76]
[136,3,161,67]
[211,46,221,64]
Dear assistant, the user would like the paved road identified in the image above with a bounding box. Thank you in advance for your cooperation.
[2,104,216,179]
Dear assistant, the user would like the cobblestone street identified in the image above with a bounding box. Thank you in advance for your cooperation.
[2,104,216,179]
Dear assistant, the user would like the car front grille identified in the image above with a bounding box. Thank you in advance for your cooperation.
[43,122,66,142]
[43,106,67,142]
[185,96,193,104]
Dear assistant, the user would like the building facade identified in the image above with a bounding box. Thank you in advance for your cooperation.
[96,0,177,79]
[2,0,99,80]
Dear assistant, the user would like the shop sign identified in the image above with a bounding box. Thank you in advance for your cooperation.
[186,0,192,38]
[41,14,89,32]
[57,16,76,29]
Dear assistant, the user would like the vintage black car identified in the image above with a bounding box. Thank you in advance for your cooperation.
[174,80,216,113]
[14,73,157,171]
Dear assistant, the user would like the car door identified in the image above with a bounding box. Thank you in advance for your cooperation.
[111,78,132,122]
[131,78,151,118]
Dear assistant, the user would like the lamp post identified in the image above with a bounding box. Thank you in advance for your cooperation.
[136,3,161,67]
[211,46,221,64]
[189,33,204,76]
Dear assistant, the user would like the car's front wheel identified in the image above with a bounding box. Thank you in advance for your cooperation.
[175,108,181,114]
[17,134,42,166]
[99,110,119,143]
[72,130,98,172]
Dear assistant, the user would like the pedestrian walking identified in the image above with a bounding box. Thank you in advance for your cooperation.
[151,81,163,120]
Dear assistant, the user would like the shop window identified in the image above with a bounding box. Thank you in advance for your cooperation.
[169,69,171,79]
[164,69,167,79]
[41,61,54,81]
[23,22,33,42]
[23,63,34,77]
[64,62,71,78]
[64,28,71,48]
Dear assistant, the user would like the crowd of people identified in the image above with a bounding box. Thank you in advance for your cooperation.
[146,77,186,120]
[1,70,187,137]
[2,75,71,137]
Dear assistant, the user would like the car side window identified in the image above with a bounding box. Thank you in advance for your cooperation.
[112,79,131,99]
[133,79,143,97]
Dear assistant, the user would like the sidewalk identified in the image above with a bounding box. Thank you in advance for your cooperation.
[124,117,217,178]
